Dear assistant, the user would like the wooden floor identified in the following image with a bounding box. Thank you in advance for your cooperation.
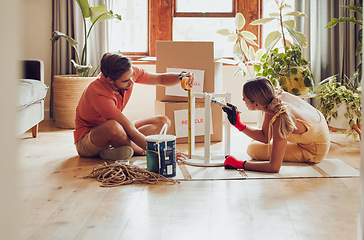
[19,120,360,240]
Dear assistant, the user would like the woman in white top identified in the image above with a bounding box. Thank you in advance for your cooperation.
[222,76,330,173]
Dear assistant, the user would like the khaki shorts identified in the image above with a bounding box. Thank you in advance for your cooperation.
[75,131,104,157]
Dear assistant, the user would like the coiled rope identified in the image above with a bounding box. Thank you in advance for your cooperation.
[84,162,179,187]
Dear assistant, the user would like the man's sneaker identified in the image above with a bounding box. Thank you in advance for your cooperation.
[99,146,134,160]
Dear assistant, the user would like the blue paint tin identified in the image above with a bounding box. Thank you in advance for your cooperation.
[146,125,176,178]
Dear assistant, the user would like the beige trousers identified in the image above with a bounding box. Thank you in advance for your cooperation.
[247,113,330,163]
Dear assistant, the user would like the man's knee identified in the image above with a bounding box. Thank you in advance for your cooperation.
[103,120,128,139]
[156,115,171,128]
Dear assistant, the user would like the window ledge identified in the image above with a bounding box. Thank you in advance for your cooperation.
[131,56,239,66]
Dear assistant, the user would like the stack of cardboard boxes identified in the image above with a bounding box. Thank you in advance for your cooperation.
[155,41,223,143]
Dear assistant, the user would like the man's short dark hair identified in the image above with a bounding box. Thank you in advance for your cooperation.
[100,52,132,80]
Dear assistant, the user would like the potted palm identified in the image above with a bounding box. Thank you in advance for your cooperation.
[51,0,121,128]
[249,0,314,95]
[315,1,362,139]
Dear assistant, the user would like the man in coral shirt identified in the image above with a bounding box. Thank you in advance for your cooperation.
[74,52,193,161]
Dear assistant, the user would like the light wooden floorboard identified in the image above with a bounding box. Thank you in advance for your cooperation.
[19,120,360,240]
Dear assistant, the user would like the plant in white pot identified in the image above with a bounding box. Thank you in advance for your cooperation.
[51,0,121,128]
[217,13,264,78]
[249,0,315,95]
[315,75,361,139]
[315,1,362,139]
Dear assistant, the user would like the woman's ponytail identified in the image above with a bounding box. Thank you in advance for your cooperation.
[267,98,296,139]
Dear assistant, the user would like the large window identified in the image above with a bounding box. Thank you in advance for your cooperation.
[173,0,236,57]
[109,0,262,56]
[108,0,148,54]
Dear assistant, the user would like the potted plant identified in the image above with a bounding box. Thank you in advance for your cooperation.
[217,13,264,78]
[315,75,361,139]
[249,0,314,95]
[315,1,362,139]
[51,0,122,128]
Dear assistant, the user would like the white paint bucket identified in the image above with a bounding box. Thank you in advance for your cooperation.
[146,124,177,178]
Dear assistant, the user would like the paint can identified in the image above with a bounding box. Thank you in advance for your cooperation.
[146,124,177,178]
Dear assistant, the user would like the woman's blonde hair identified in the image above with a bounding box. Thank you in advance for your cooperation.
[243,77,296,138]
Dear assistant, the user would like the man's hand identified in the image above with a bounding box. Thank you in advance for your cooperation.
[179,71,195,90]
[222,103,246,131]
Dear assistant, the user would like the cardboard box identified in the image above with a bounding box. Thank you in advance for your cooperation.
[155,100,222,143]
[156,41,223,102]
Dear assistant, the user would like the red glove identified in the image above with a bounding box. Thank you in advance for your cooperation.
[224,155,247,169]
[222,103,246,131]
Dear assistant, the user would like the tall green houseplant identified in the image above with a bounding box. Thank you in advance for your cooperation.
[51,0,122,77]
[217,13,264,77]
[250,0,314,95]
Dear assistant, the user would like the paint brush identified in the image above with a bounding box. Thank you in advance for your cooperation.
[211,99,241,114]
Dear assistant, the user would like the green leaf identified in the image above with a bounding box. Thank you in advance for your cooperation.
[240,39,249,58]
[269,13,280,17]
[235,13,245,30]
[285,11,306,17]
[90,5,122,23]
[254,64,262,72]
[283,3,292,8]
[296,31,308,48]
[343,4,362,14]
[283,19,295,29]
[71,59,91,75]
[286,26,303,47]
[249,46,255,61]
[326,18,340,28]
[216,29,234,36]
[326,17,362,29]
[51,31,79,46]
[233,43,245,62]
[250,17,276,25]
[245,37,259,47]
[264,31,281,50]
[255,49,265,62]
[76,0,90,18]
[227,35,238,42]
[356,41,362,55]
[241,31,257,40]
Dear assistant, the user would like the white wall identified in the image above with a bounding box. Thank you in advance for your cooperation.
[21,0,52,119]
[1,1,21,240]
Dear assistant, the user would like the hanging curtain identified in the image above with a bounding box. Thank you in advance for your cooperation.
[51,0,110,118]
[51,0,76,118]
[295,0,361,94]
[74,0,110,76]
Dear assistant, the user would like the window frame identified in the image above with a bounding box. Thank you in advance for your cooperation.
[173,0,236,17]
[145,0,262,56]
